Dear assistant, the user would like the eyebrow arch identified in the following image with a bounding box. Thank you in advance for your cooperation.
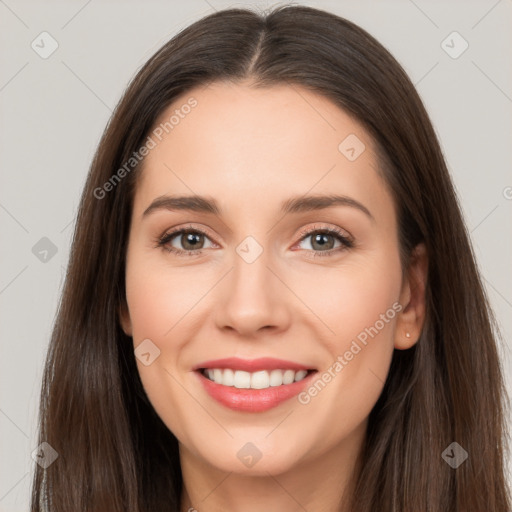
[142,194,374,221]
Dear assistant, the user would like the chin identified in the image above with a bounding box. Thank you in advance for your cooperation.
[187,435,308,476]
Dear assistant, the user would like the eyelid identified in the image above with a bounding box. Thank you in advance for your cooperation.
[294,223,353,246]
[156,223,218,249]
[291,224,354,259]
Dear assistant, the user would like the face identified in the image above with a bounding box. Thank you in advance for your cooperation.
[120,81,424,476]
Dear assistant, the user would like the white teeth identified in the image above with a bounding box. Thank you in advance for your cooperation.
[269,369,283,387]
[233,370,251,389]
[222,368,234,386]
[294,370,307,382]
[251,370,269,389]
[203,368,310,389]
[282,369,295,385]
[213,369,223,383]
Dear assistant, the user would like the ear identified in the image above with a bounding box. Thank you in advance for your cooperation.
[119,299,133,337]
[395,242,428,350]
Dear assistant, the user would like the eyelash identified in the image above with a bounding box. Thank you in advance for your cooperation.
[155,224,354,259]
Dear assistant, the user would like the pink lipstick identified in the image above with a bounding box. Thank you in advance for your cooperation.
[193,357,316,412]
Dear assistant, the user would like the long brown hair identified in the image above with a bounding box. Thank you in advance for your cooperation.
[31,5,511,511]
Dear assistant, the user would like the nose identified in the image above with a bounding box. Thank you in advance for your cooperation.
[213,248,292,338]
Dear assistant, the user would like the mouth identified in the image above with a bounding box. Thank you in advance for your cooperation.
[193,357,317,412]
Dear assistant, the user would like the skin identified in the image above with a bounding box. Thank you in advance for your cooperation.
[120,81,428,512]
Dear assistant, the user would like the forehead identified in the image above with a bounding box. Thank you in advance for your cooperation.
[133,81,394,225]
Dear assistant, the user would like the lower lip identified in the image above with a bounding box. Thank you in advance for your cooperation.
[195,370,316,412]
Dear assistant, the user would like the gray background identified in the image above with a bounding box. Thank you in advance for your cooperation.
[1,0,511,509]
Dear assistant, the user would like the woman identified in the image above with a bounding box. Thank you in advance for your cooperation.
[31,5,511,511]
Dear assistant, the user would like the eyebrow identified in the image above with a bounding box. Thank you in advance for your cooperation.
[142,194,374,221]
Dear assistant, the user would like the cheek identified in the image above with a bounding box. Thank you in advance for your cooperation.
[124,254,203,442]
[291,252,402,347]
[125,254,204,342]
[291,253,401,442]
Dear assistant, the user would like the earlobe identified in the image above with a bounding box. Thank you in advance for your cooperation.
[119,300,133,337]
[395,242,428,350]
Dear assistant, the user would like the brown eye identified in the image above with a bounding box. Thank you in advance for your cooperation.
[158,228,215,255]
[309,232,336,251]
[296,228,353,254]
[176,231,205,251]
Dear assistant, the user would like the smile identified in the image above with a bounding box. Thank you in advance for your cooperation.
[193,357,317,412]
[201,368,311,389]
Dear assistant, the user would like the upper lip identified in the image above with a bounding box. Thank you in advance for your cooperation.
[193,357,314,372]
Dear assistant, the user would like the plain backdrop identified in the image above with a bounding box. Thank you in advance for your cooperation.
[0,0,511,510]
